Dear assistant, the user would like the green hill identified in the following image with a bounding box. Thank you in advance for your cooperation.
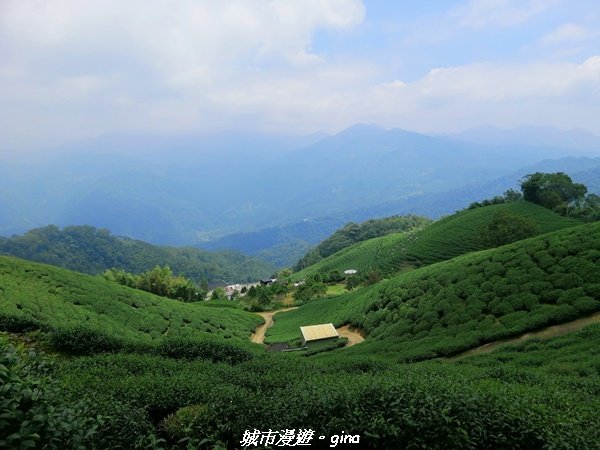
[293,201,581,280]
[270,222,600,360]
[3,225,600,449]
[0,255,262,343]
[0,225,274,284]
[293,215,430,270]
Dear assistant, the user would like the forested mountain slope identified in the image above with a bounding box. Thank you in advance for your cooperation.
[0,225,274,284]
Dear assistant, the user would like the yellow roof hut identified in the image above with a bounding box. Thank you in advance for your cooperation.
[300,323,339,347]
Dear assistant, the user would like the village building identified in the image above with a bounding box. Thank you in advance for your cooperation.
[300,323,339,347]
[224,284,243,299]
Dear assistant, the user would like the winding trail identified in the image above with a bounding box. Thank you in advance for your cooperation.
[250,308,367,347]
[337,325,365,346]
[446,310,600,361]
[251,307,298,344]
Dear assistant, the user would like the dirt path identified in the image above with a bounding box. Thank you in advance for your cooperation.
[446,311,600,361]
[337,325,365,346]
[251,307,298,344]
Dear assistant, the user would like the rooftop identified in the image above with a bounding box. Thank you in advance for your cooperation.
[300,323,339,342]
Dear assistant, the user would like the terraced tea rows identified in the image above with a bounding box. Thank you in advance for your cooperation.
[0,256,262,343]
[294,201,581,281]
[271,222,600,362]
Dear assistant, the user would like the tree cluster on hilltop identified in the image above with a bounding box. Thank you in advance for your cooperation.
[102,266,206,302]
[470,172,600,221]
[521,172,600,221]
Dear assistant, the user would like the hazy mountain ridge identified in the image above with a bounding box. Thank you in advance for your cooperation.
[202,156,600,266]
[452,125,600,153]
[1,125,596,246]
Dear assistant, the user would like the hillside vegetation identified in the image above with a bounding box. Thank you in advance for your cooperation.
[4,315,599,448]
[2,182,600,449]
[294,215,430,270]
[0,255,262,343]
[293,201,581,280]
[0,225,274,284]
[2,222,600,448]
[271,221,600,361]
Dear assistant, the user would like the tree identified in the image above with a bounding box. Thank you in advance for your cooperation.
[211,287,226,300]
[103,265,203,302]
[573,193,600,222]
[520,172,587,215]
[257,287,272,306]
[276,268,293,279]
[503,189,522,202]
[479,211,538,248]
[294,280,327,303]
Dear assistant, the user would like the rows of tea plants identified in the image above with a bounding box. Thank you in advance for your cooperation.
[455,323,600,384]
[403,200,580,266]
[348,221,600,360]
[0,256,262,343]
[270,222,600,359]
[292,230,416,280]
[293,201,580,282]
[45,333,599,449]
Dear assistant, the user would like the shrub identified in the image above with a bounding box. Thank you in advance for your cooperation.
[0,313,44,333]
[48,326,123,355]
[156,337,253,365]
[0,339,102,449]
[479,211,538,248]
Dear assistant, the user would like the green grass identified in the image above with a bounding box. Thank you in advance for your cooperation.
[325,283,348,296]
[294,201,581,281]
[265,288,376,343]
[0,255,262,343]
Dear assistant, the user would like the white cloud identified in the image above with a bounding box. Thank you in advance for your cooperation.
[540,23,596,46]
[362,56,600,133]
[1,0,600,149]
[454,0,557,29]
[0,0,366,147]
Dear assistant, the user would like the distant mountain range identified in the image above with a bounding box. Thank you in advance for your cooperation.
[202,156,600,267]
[1,124,598,251]
[450,125,600,154]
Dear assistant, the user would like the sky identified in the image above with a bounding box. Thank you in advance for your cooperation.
[1,0,600,151]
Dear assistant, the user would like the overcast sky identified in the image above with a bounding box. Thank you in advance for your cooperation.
[1,0,600,151]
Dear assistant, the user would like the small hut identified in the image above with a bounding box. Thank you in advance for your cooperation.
[300,323,339,347]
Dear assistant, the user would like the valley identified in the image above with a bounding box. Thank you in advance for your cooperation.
[2,181,600,448]
[4,3,600,448]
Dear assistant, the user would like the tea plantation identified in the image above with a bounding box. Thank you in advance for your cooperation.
[271,222,600,359]
[0,256,262,344]
[1,207,599,449]
[293,201,581,280]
